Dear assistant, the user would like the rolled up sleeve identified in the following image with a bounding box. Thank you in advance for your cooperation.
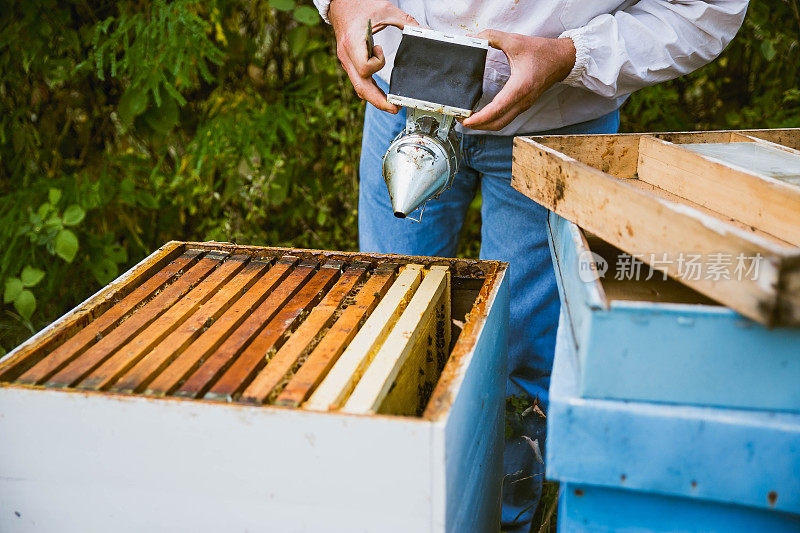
[559,1,749,99]
[313,0,333,24]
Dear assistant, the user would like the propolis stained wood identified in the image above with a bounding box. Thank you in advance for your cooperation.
[0,241,508,533]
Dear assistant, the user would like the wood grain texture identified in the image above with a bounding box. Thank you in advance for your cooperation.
[303,265,422,411]
[0,242,186,383]
[75,255,248,391]
[15,250,201,385]
[44,252,226,388]
[143,256,298,396]
[271,265,398,408]
[203,262,342,402]
[239,263,370,404]
[637,136,800,247]
[526,129,800,179]
[511,136,800,326]
[343,266,450,415]
[379,267,451,416]
[109,259,270,394]
[173,260,317,399]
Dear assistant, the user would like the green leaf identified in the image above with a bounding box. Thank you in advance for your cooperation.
[14,290,36,320]
[293,5,320,26]
[120,178,135,194]
[37,202,51,218]
[288,25,310,56]
[48,188,62,204]
[4,277,23,304]
[62,204,86,226]
[55,229,79,262]
[105,243,128,264]
[21,266,45,287]
[761,40,776,61]
[136,190,159,209]
[90,258,118,285]
[271,0,295,11]
[118,86,149,126]
[143,95,178,133]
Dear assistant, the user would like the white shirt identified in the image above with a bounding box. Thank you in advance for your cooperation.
[314,0,748,135]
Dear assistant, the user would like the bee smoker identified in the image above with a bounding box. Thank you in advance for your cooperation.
[381,26,488,219]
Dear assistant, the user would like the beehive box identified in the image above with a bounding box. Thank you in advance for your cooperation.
[512,128,800,327]
[548,213,800,411]
[0,241,509,532]
[547,315,800,530]
[557,482,800,533]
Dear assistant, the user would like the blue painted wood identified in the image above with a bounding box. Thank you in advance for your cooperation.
[443,271,509,532]
[548,212,800,412]
[558,482,800,533]
[547,315,800,514]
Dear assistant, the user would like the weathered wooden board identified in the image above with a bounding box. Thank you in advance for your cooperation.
[238,262,368,404]
[172,260,318,399]
[637,136,800,247]
[109,259,270,394]
[512,131,800,326]
[304,264,423,411]
[76,255,250,391]
[529,129,800,179]
[45,252,226,388]
[13,249,199,385]
[141,256,297,395]
[270,264,397,408]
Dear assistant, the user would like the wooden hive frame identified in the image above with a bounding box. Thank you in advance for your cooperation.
[0,241,505,420]
[512,128,800,327]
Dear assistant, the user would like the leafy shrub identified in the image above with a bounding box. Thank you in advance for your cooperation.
[0,0,362,351]
[1,1,798,354]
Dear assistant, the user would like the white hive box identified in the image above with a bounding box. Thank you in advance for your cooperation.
[0,241,509,533]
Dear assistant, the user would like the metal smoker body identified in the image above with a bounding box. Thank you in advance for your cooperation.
[383,108,459,219]
[380,26,488,219]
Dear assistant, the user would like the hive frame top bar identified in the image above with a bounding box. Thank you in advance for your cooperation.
[401,26,489,50]
[0,241,509,423]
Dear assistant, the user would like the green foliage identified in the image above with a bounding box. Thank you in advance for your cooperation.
[0,0,360,350]
[621,1,800,132]
[0,1,798,354]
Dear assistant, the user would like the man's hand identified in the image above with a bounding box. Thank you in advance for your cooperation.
[462,31,576,131]
[329,0,419,114]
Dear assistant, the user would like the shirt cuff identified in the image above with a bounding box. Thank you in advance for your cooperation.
[313,0,333,24]
[558,27,591,88]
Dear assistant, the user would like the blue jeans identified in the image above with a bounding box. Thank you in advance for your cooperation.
[359,81,619,531]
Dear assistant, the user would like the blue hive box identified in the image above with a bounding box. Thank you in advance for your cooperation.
[548,212,800,412]
[557,482,800,533]
[547,313,800,529]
